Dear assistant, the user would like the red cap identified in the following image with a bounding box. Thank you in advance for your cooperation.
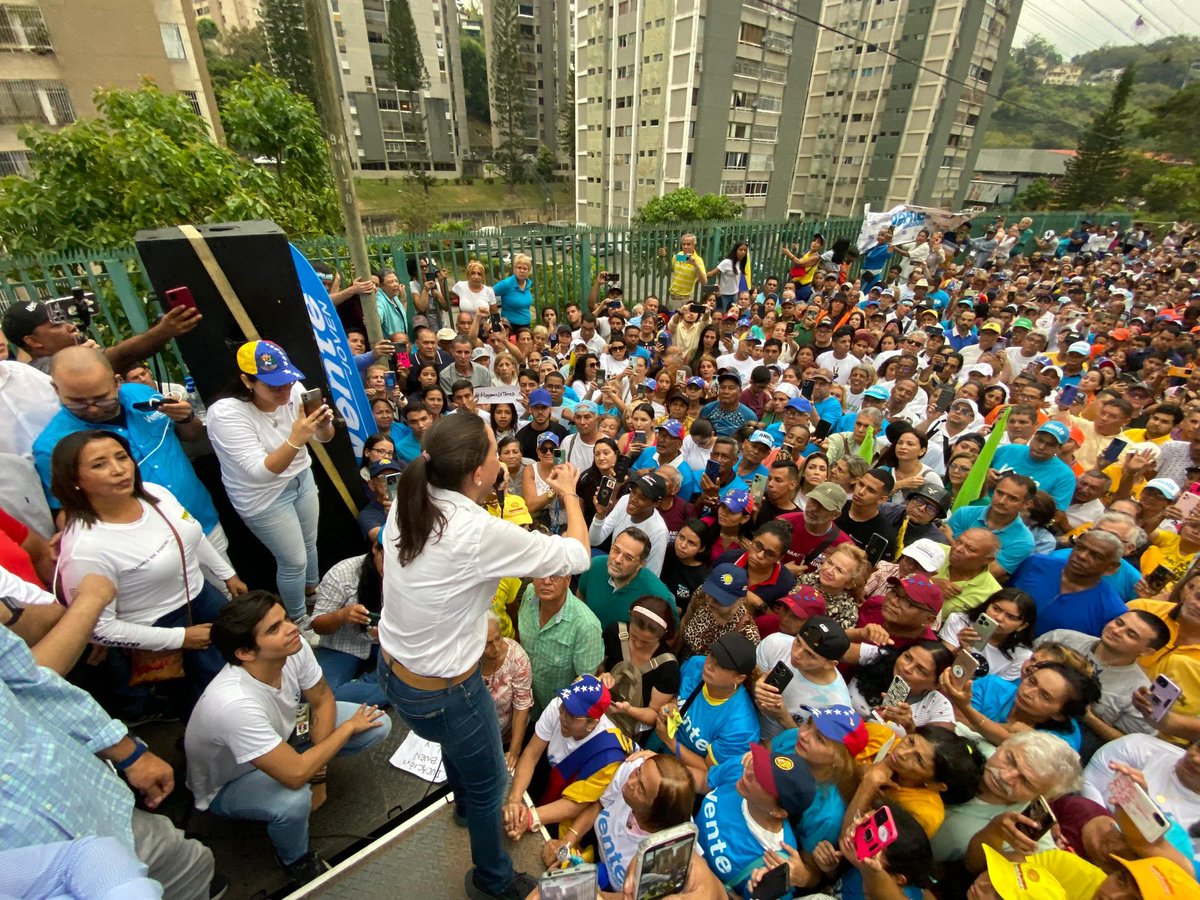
[781,585,827,619]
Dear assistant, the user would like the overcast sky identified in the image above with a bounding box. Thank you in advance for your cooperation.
[1014,0,1197,58]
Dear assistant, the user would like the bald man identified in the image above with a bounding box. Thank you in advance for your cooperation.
[32,346,226,553]
[934,527,1003,618]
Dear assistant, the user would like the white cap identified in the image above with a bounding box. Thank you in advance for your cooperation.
[1067,341,1092,356]
[901,539,947,574]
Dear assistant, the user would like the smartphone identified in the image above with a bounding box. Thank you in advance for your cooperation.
[800,379,816,400]
[365,610,382,627]
[971,612,999,646]
[882,675,910,708]
[935,386,957,413]
[750,862,790,900]
[812,419,833,442]
[384,371,397,391]
[554,449,563,465]
[1168,366,1195,378]
[1102,436,1128,465]
[632,822,696,900]
[853,807,898,861]
[704,458,721,483]
[951,648,981,683]
[384,472,400,502]
[688,303,705,315]
[614,454,634,481]
[164,285,197,311]
[865,533,889,566]
[1058,384,1079,407]
[131,397,166,412]
[490,312,502,332]
[1111,775,1171,843]
[1145,565,1174,594]
[786,322,797,335]
[301,388,323,416]
[764,659,794,693]
[634,430,646,445]
[596,475,617,507]
[775,445,793,462]
[1146,673,1183,722]
[750,473,768,505]
[675,252,689,262]
[1175,491,1200,520]
[538,863,598,900]
[605,272,622,284]
[1016,795,1056,841]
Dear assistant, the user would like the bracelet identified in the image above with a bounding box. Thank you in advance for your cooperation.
[563,825,579,838]
[285,437,305,450]
[558,493,580,500]
[115,736,149,772]
[180,412,196,424]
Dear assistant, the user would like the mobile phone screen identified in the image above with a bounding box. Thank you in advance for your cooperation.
[1102,437,1127,465]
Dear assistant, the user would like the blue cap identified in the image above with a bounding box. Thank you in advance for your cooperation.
[369,458,404,477]
[537,432,561,448]
[574,400,598,414]
[528,388,553,407]
[557,674,612,718]
[801,705,869,755]
[721,488,754,515]
[749,429,775,448]
[786,397,813,413]
[657,418,684,438]
[236,340,305,387]
[642,378,658,391]
[864,385,891,400]
[702,563,749,606]
[1036,420,1071,444]
[687,376,706,388]
[737,317,752,326]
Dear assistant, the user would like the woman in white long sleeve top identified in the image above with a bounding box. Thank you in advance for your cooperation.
[205,341,334,641]
[378,413,591,900]
[53,430,246,714]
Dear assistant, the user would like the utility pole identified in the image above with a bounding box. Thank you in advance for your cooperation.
[303,0,383,343]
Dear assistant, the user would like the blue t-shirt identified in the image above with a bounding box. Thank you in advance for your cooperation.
[991,444,1077,511]
[633,448,700,501]
[1049,548,1141,602]
[389,421,423,464]
[971,674,1081,751]
[676,655,759,766]
[861,242,892,275]
[493,274,533,326]
[699,401,757,437]
[815,396,843,426]
[1008,554,1127,638]
[32,383,219,533]
[696,785,796,897]
[946,505,1035,575]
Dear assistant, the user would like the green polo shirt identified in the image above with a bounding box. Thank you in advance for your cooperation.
[575,555,676,631]
[935,559,1003,618]
[516,587,604,713]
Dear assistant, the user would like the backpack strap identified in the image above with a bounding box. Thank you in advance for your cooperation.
[618,622,632,665]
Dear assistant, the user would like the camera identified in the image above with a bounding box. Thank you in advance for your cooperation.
[46,288,98,330]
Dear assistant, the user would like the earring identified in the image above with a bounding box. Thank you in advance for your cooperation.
[475,480,483,486]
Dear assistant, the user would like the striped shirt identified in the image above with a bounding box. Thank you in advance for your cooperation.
[313,554,376,660]
[669,252,706,298]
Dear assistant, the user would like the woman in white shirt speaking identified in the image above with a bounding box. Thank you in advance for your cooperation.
[378,413,591,900]
[206,341,334,643]
[53,430,246,716]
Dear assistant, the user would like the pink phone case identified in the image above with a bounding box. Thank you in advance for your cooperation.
[854,807,897,860]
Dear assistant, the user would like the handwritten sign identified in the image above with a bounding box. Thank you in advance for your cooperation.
[473,385,522,404]
[388,732,446,783]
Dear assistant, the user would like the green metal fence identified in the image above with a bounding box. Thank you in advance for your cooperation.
[0,211,1120,374]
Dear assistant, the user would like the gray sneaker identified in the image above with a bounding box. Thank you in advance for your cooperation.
[295,615,320,647]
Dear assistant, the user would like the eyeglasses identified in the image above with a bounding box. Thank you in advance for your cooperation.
[62,397,121,416]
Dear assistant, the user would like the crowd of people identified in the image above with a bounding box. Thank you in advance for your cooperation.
[2,216,1200,900]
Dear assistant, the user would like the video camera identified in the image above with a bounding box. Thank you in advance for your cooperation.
[45,288,99,331]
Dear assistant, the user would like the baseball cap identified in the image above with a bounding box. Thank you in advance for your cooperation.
[436,327,456,341]
[716,371,743,386]
[887,574,943,614]
[1036,421,1071,445]
[656,419,684,438]
[914,278,930,288]
[642,378,658,392]
[556,674,612,719]
[1067,341,1092,356]
[574,400,599,415]
[536,432,561,448]
[800,615,851,660]
[722,310,739,320]
[528,388,553,407]
[781,585,827,620]
[471,347,490,361]
[810,368,834,382]
[864,385,891,401]
[786,397,814,414]
[900,537,947,574]
[981,845,1067,900]
[802,705,869,756]
[1144,477,1181,501]
[235,340,305,386]
[632,472,667,501]
[981,322,1002,333]
[1,299,50,347]
[687,376,706,388]
[880,288,896,297]
[807,481,848,511]
[1013,317,1035,330]
[749,429,775,448]
[854,328,873,343]
[1111,855,1198,899]
[1109,328,1131,341]
[709,631,757,674]
[749,743,817,819]
[368,458,404,478]
[909,483,950,516]
[703,563,749,607]
[721,488,754,515]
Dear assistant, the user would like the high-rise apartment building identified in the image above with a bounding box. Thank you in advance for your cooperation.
[574,0,1020,226]
[192,0,261,32]
[792,0,1021,217]
[0,0,221,176]
[480,0,574,161]
[332,0,470,176]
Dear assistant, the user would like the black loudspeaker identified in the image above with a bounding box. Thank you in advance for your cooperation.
[135,221,367,586]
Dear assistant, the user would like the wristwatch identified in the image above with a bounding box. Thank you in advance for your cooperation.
[115,736,149,771]
[0,596,24,625]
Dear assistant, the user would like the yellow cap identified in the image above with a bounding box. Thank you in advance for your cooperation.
[1111,856,1200,899]
[982,845,1067,900]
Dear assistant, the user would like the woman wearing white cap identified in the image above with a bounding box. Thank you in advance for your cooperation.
[206,340,334,641]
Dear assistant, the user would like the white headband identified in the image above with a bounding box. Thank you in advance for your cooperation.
[633,606,669,631]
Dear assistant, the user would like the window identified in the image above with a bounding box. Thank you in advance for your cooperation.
[728,122,749,139]
[182,90,202,117]
[745,181,769,196]
[724,152,748,169]
[160,23,186,60]
[748,153,774,171]
[518,3,534,14]
[751,124,777,141]
[721,179,745,195]
[0,149,30,176]
[754,95,782,112]
[0,4,51,52]
[731,90,755,109]
[0,79,74,125]
[739,22,765,45]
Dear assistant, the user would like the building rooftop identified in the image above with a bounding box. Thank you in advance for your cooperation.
[973,148,1074,177]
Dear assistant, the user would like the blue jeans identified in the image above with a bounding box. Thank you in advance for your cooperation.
[379,662,513,891]
[208,701,392,865]
[316,646,388,708]
[242,468,320,621]
[719,293,737,313]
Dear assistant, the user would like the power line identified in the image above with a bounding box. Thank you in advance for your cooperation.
[1020,5,1119,59]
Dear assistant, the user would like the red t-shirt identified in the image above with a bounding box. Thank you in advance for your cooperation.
[855,594,937,649]
[0,507,43,588]
[777,510,853,569]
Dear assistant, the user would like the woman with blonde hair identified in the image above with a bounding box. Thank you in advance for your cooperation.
[452,259,496,316]
[491,351,519,387]
[794,543,871,629]
[493,253,534,327]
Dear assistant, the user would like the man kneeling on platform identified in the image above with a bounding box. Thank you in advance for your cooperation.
[184,591,392,884]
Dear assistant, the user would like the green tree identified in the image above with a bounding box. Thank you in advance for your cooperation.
[1141,83,1200,161]
[202,24,270,95]
[261,0,316,101]
[489,0,529,187]
[633,188,743,225]
[219,66,341,231]
[535,145,556,181]
[460,37,490,122]
[558,67,575,163]
[0,81,330,255]
[1142,167,1200,217]
[196,16,219,41]
[1056,66,1135,209]
[1013,177,1055,210]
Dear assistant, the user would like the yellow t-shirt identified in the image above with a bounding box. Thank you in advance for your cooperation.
[1128,598,1200,744]
[491,577,521,638]
[882,784,945,839]
[1139,531,1200,587]
[669,251,706,298]
[1121,427,1172,446]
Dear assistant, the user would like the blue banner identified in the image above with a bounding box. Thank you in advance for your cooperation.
[290,244,375,458]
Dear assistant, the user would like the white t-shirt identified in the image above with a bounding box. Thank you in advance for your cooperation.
[207,383,314,516]
[595,757,651,890]
[560,433,597,472]
[452,281,496,315]
[0,563,55,607]
[815,351,858,385]
[588,497,669,577]
[716,259,742,296]
[755,632,852,741]
[59,484,234,651]
[938,613,1031,682]
[535,696,619,768]
[715,352,758,386]
[185,642,323,810]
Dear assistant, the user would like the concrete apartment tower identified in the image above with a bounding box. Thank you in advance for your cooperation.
[0,0,221,175]
[332,0,471,176]
[573,0,1020,227]
[192,0,262,31]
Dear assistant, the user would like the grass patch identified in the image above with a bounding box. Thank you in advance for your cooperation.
[354,179,574,218]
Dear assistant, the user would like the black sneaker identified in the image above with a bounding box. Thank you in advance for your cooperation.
[279,852,330,885]
[208,872,230,899]
[452,802,467,827]
[464,868,539,900]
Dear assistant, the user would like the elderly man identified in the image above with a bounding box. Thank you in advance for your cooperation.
[516,573,604,713]
[560,400,601,471]
[632,419,698,500]
[32,346,225,553]
[934,528,1003,618]
[439,335,492,392]
[881,483,951,552]
[1009,529,1128,637]
[1059,468,1113,535]
[653,465,696,541]
[1054,511,1146,602]
[589,474,670,576]
[575,528,675,630]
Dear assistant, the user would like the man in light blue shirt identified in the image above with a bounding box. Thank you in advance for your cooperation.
[990,421,1078,511]
[947,472,1037,579]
